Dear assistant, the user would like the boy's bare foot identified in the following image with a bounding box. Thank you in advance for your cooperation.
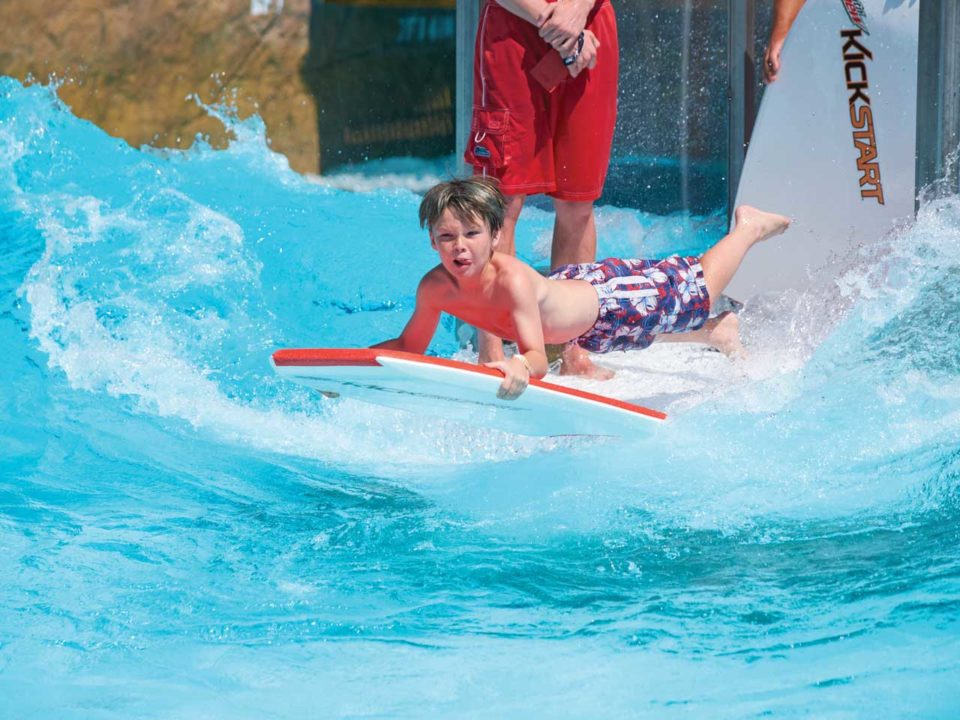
[558,343,615,379]
[734,205,791,244]
[703,311,745,357]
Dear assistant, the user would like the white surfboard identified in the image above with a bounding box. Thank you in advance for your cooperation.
[271,348,666,438]
[725,0,919,302]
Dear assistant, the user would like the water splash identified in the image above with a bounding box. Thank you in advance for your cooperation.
[2,75,959,718]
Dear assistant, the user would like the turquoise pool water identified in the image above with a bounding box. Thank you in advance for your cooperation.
[1,78,959,718]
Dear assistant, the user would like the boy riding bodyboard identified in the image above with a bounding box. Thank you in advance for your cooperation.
[374,177,790,400]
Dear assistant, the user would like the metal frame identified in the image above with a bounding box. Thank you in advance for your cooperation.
[916,0,960,205]
[727,0,756,219]
[456,0,482,177]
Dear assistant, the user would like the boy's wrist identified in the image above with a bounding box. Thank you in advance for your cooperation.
[514,353,532,375]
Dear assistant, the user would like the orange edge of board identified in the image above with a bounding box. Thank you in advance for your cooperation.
[272,348,667,421]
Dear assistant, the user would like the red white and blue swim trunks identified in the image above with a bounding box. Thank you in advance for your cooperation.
[548,255,711,353]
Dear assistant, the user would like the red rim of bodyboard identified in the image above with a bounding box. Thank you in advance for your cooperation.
[272,348,667,421]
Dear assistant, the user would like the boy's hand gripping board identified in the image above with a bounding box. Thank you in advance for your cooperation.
[271,348,666,438]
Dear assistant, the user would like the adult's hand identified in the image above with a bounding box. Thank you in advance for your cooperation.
[763,35,785,83]
[565,29,599,79]
[537,0,593,56]
[763,0,807,83]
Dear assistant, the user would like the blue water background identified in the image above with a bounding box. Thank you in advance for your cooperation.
[1,78,959,718]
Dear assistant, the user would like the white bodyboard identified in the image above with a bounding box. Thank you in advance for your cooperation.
[272,348,666,438]
[726,0,919,302]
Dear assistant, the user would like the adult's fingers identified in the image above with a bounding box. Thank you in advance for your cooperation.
[585,31,599,69]
[544,28,577,51]
[536,3,556,27]
[555,34,578,54]
[763,43,781,83]
[574,39,597,74]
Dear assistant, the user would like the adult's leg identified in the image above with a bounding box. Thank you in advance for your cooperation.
[477,193,525,363]
[548,3,618,379]
[552,198,596,268]
[551,198,614,377]
[467,5,553,363]
[498,193,526,256]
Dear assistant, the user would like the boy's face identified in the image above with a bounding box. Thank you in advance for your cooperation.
[429,208,500,279]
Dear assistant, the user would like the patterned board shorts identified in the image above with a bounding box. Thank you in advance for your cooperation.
[548,255,711,353]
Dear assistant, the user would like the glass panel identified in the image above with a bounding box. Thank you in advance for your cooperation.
[753,0,774,126]
[302,0,739,220]
[303,0,457,173]
[603,0,730,217]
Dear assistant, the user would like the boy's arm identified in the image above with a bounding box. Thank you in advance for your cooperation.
[482,273,549,401]
[371,276,441,354]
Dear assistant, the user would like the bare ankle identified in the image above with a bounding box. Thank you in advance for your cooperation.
[558,344,615,379]
[705,311,746,358]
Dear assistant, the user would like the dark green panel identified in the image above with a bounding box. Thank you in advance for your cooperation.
[302,2,456,171]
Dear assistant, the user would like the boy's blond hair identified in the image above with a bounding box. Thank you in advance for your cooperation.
[419,177,506,235]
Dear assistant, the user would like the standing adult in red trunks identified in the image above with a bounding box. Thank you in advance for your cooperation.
[464,0,618,377]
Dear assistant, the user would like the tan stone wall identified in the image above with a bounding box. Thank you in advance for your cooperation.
[0,0,320,173]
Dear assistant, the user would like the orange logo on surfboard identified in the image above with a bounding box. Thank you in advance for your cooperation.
[842,23,884,205]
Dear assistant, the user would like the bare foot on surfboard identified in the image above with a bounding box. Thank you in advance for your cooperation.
[734,205,791,244]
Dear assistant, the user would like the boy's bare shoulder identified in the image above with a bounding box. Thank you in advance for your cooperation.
[417,264,455,298]
[493,253,544,296]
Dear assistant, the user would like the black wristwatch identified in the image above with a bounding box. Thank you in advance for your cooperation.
[563,31,586,66]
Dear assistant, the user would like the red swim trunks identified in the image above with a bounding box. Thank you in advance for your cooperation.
[465,0,619,201]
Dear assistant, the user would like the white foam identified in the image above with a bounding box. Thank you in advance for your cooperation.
[306,156,457,194]
[17,188,565,472]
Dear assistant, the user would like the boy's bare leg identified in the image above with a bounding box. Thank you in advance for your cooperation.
[651,207,788,357]
[654,311,745,357]
[699,206,791,301]
[553,198,614,379]
[477,194,525,363]
[644,205,790,357]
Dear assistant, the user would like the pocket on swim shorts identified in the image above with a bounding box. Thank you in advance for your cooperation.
[465,107,510,173]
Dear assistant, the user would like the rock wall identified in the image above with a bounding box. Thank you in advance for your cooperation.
[0,0,320,173]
